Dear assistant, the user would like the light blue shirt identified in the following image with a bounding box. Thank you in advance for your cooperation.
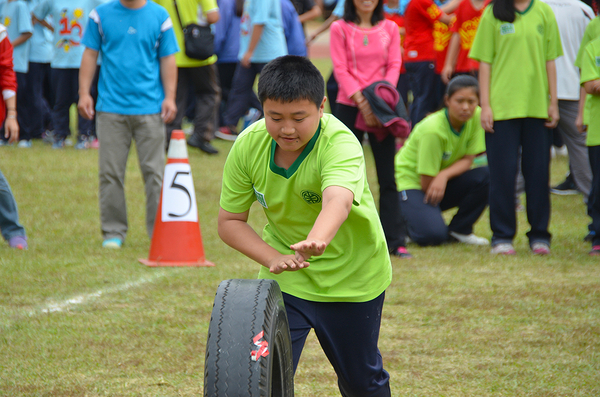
[82,1,179,115]
[332,0,344,17]
[28,0,53,63]
[33,0,106,68]
[0,0,33,73]
[239,0,287,63]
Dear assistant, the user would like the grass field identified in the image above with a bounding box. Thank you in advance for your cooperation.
[1,62,599,396]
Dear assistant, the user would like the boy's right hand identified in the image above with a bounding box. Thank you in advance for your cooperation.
[267,255,309,275]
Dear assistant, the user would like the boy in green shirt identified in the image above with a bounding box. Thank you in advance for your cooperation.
[219,55,393,396]
[580,37,600,256]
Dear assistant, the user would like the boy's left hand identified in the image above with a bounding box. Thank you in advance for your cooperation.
[291,240,327,262]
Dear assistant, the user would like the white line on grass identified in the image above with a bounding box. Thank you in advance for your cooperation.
[32,272,170,315]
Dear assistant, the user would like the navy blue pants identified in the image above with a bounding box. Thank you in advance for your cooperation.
[16,72,32,141]
[283,292,391,397]
[587,145,600,246]
[404,61,442,125]
[50,68,94,139]
[336,104,408,251]
[399,167,490,246]
[25,62,52,139]
[222,62,265,128]
[486,118,552,246]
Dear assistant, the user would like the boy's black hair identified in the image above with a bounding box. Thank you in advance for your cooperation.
[446,75,480,98]
[491,0,517,23]
[344,0,385,26]
[235,0,244,17]
[258,56,325,108]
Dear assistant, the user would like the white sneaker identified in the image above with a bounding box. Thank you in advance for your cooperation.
[491,243,516,255]
[17,140,32,148]
[449,231,490,245]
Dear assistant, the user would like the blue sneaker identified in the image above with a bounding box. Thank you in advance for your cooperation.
[52,138,65,149]
[102,237,123,249]
[243,108,261,129]
[74,136,89,150]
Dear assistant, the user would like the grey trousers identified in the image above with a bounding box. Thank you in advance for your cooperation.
[97,112,165,241]
[557,100,592,200]
[166,64,220,143]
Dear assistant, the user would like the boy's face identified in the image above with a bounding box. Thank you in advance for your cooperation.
[263,97,326,154]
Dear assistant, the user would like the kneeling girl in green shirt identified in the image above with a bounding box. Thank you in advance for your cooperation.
[395,75,489,246]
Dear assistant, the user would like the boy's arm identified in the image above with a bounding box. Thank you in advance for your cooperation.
[299,5,321,23]
[10,32,32,48]
[478,61,493,132]
[290,185,353,262]
[584,79,600,95]
[420,155,475,206]
[441,33,460,84]
[160,54,177,123]
[576,86,587,133]
[4,94,18,143]
[218,208,310,274]
[241,24,264,67]
[32,15,54,32]
[545,59,559,128]
[77,48,99,120]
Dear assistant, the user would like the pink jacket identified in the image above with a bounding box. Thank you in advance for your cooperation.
[330,19,401,107]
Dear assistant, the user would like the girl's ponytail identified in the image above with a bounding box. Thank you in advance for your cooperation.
[492,0,516,23]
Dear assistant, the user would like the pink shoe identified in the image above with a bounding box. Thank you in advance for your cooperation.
[89,138,100,149]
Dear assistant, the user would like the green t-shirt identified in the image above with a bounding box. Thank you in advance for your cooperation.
[469,0,563,120]
[220,113,392,303]
[580,37,600,147]
[575,16,600,126]
[154,0,218,67]
[395,107,486,191]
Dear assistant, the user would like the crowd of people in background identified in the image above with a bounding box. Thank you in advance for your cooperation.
[1,0,600,257]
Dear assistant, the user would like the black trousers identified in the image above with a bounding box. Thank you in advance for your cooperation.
[486,118,552,246]
[284,292,391,397]
[336,103,407,251]
[587,145,600,246]
[399,167,490,246]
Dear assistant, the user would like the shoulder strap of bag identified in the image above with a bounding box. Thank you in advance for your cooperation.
[172,0,185,29]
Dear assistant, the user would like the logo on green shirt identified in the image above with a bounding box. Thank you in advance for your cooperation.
[253,186,268,208]
[596,56,600,67]
[301,190,322,205]
[537,24,544,35]
[442,152,452,160]
[500,23,515,35]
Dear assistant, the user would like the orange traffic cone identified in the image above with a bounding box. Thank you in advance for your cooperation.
[139,130,214,267]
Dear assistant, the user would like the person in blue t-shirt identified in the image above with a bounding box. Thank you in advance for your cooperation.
[25,0,54,142]
[216,0,288,141]
[0,0,32,147]
[78,0,178,249]
[33,0,105,149]
[281,0,307,57]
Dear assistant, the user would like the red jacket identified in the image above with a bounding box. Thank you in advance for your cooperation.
[0,25,17,126]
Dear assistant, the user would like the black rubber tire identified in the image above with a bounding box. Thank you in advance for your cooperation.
[204,279,294,397]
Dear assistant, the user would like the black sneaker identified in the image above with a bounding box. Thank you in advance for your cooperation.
[550,175,578,195]
[584,231,596,242]
[188,134,219,154]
